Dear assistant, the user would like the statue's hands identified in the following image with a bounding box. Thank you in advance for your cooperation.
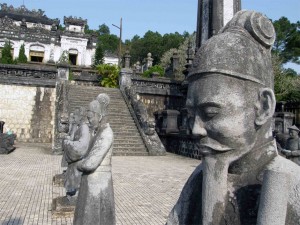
[77,160,95,173]
[65,135,71,140]
[281,149,292,156]
[77,161,84,172]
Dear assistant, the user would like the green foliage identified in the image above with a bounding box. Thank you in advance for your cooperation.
[98,24,110,36]
[58,24,65,31]
[0,41,13,64]
[68,70,74,81]
[273,17,300,64]
[127,31,189,65]
[98,34,119,54]
[18,44,27,63]
[97,64,119,88]
[58,50,70,64]
[160,33,196,80]
[93,44,104,67]
[84,24,96,35]
[273,53,300,101]
[142,65,165,78]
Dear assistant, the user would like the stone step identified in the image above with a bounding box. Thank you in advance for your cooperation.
[67,84,148,156]
[113,151,149,156]
[114,139,144,144]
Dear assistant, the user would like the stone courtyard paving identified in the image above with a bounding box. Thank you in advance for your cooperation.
[0,143,200,225]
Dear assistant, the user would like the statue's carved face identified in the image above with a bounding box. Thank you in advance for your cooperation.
[87,110,100,130]
[186,75,258,156]
[289,130,299,139]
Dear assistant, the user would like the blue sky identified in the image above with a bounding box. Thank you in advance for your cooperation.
[3,0,299,40]
[3,0,300,71]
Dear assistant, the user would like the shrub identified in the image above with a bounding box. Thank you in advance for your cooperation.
[142,65,164,78]
[96,64,119,88]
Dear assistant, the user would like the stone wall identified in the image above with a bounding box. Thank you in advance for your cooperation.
[131,75,185,118]
[0,84,56,143]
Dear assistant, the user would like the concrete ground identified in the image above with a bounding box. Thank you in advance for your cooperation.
[0,143,200,225]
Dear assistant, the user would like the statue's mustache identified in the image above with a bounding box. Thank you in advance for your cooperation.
[194,140,233,155]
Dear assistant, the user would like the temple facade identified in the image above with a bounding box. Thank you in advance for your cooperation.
[0,3,98,67]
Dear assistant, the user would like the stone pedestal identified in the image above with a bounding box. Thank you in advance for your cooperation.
[119,68,133,90]
[52,196,77,216]
[274,111,295,134]
[53,173,65,187]
[162,110,180,134]
[57,64,70,80]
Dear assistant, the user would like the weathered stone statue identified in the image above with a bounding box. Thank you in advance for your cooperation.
[281,125,300,165]
[0,121,16,154]
[61,112,79,168]
[73,94,115,225]
[63,106,90,197]
[166,11,300,225]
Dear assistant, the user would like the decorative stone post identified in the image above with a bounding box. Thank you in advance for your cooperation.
[119,68,133,91]
[171,52,179,73]
[57,64,70,80]
[162,110,180,134]
[145,53,153,71]
[123,50,131,69]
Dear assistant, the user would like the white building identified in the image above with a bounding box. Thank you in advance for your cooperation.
[0,3,98,67]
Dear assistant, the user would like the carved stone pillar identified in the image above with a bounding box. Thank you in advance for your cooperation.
[119,68,133,91]
[162,110,180,134]
[57,64,70,80]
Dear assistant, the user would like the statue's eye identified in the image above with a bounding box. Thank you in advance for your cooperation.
[202,106,219,119]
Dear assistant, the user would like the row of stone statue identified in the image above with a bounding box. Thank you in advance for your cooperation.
[55,10,300,225]
[57,93,115,225]
[0,121,16,154]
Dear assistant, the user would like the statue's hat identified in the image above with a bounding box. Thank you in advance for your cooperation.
[288,125,300,132]
[188,10,275,88]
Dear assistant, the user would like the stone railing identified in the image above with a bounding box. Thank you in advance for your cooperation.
[70,67,100,86]
[0,63,57,87]
[121,86,166,156]
[131,74,183,96]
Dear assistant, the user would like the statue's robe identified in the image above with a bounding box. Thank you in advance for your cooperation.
[284,137,300,165]
[73,123,115,225]
[166,141,300,225]
[64,123,90,193]
[61,123,79,168]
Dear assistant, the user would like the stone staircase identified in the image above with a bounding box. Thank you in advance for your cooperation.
[68,84,149,156]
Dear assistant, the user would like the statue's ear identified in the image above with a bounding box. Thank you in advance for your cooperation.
[255,88,276,126]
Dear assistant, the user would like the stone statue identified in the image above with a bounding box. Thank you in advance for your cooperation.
[166,11,300,225]
[0,121,16,154]
[73,94,115,225]
[281,125,300,165]
[60,112,76,169]
[63,107,90,197]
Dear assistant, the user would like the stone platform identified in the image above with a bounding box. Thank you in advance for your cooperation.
[0,142,200,225]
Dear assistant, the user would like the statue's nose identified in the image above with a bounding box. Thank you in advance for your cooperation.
[192,115,207,137]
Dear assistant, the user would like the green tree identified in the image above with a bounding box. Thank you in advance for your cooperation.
[273,17,300,64]
[160,33,196,80]
[18,44,27,63]
[273,53,300,101]
[97,64,119,88]
[0,41,13,64]
[98,33,119,54]
[128,31,188,65]
[58,50,69,64]
[93,44,104,67]
[98,24,110,36]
